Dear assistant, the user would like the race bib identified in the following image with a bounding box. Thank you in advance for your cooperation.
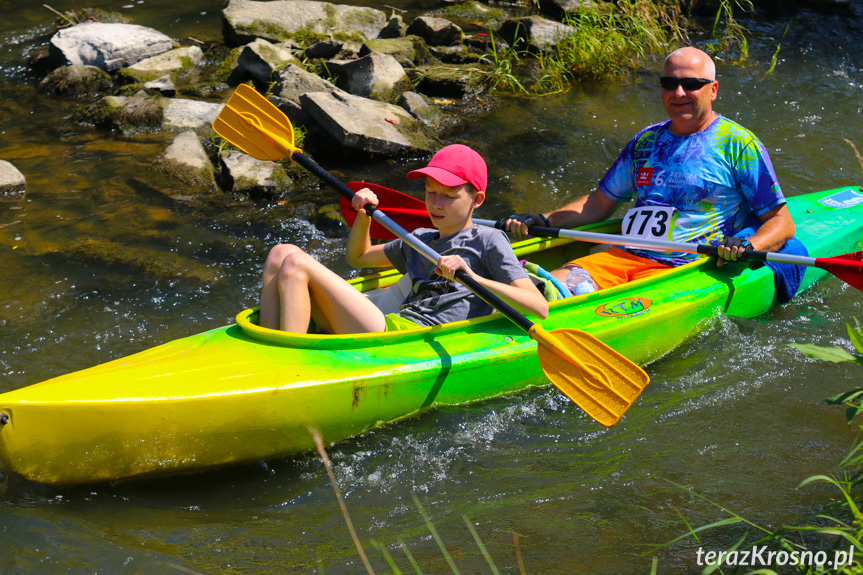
[621,206,677,248]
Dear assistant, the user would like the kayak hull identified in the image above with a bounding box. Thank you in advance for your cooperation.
[1,187,861,485]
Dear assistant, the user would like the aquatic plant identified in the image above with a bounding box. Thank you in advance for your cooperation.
[704,0,753,63]
[652,319,863,574]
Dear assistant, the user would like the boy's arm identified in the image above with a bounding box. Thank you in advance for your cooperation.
[345,189,394,269]
[436,255,549,319]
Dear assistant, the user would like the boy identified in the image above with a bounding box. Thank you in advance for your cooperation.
[258,144,549,333]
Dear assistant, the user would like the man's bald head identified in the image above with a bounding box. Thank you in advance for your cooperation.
[663,47,716,81]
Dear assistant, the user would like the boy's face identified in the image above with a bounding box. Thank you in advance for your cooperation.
[424,177,485,233]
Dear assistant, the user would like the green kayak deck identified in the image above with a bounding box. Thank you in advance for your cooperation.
[0,186,861,485]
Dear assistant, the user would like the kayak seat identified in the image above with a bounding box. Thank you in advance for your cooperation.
[365,273,413,315]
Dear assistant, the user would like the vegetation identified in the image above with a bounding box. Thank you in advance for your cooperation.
[655,320,863,574]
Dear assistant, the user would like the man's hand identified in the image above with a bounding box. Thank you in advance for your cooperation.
[496,213,550,240]
[716,236,754,267]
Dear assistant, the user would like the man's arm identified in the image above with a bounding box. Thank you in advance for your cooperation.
[506,189,620,239]
[716,204,795,266]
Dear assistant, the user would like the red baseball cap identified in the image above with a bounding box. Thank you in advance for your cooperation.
[406,144,487,192]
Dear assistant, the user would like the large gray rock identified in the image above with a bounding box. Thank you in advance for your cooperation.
[162,99,225,131]
[499,16,578,52]
[119,46,205,84]
[236,39,297,85]
[300,91,436,156]
[406,17,464,46]
[223,0,388,46]
[0,160,26,199]
[274,63,342,103]
[220,151,289,197]
[326,52,407,100]
[39,65,112,97]
[77,95,223,132]
[49,22,175,72]
[154,130,217,194]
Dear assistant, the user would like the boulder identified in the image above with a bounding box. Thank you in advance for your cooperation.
[300,90,437,156]
[118,46,205,85]
[498,16,578,52]
[0,161,26,199]
[406,17,464,46]
[49,22,175,72]
[303,40,344,60]
[415,65,478,99]
[162,99,225,131]
[325,52,408,100]
[359,37,437,68]
[220,151,289,197]
[397,91,442,127]
[379,15,407,39]
[274,63,342,103]
[235,39,297,85]
[535,0,597,21]
[154,130,217,194]
[223,0,388,46]
[39,65,112,97]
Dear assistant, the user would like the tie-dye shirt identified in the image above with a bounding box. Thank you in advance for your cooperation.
[599,115,786,265]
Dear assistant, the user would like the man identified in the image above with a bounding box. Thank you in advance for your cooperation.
[503,47,800,298]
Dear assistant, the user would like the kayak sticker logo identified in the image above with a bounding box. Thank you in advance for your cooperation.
[595,297,652,318]
[636,167,654,187]
[818,189,863,209]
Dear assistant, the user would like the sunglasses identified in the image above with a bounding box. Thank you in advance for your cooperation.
[659,77,715,91]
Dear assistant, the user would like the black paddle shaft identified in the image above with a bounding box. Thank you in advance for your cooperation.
[293,152,536,333]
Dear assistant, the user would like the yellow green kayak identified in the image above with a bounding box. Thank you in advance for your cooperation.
[1,187,861,485]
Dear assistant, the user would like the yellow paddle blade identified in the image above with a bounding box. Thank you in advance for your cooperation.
[531,326,649,427]
[212,84,297,161]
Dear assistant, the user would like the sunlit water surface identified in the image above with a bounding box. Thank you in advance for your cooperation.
[1,1,863,573]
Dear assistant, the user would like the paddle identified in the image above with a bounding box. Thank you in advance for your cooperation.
[212,84,650,427]
[340,181,863,292]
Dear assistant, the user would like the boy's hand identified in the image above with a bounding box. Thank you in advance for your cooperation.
[435,254,474,281]
[351,187,379,217]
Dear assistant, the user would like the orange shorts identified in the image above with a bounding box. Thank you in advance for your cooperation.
[568,248,674,289]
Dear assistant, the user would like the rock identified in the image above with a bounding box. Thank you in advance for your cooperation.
[326,52,408,100]
[235,39,297,85]
[118,46,205,85]
[0,160,26,199]
[154,130,217,194]
[536,0,597,21]
[415,65,478,99]
[222,0,388,46]
[162,99,225,131]
[49,22,175,72]
[397,91,442,127]
[300,90,437,156]
[303,40,343,60]
[406,17,464,47]
[359,37,436,68]
[39,65,112,97]
[220,150,289,197]
[143,75,176,97]
[499,16,578,52]
[274,63,342,103]
[379,15,407,39]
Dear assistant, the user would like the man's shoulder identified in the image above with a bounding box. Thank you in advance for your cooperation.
[712,115,761,143]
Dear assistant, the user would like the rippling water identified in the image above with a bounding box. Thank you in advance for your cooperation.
[1,1,863,573]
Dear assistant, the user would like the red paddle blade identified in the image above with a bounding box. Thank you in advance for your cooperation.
[816,251,863,290]
[342,182,431,239]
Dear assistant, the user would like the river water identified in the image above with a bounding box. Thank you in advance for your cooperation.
[1,1,862,574]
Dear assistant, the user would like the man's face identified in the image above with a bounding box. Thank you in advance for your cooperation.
[661,55,718,135]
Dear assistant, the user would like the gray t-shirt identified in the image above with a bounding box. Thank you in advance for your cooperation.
[383,224,528,327]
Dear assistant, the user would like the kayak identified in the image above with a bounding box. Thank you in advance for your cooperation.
[1,186,861,485]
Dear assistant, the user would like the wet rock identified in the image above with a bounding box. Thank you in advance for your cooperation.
[274,63,343,104]
[499,16,578,52]
[406,17,464,46]
[415,65,480,99]
[222,0,388,46]
[536,0,597,21]
[154,130,217,194]
[0,160,26,199]
[429,44,477,65]
[220,151,290,197]
[359,37,437,68]
[143,76,176,97]
[118,46,205,85]
[397,91,443,127]
[325,52,408,100]
[162,99,225,131]
[379,15,407,39]
[235,39,298,86]
[300,90,437,157]
[49,22,175,72]
[39,65,113,97]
